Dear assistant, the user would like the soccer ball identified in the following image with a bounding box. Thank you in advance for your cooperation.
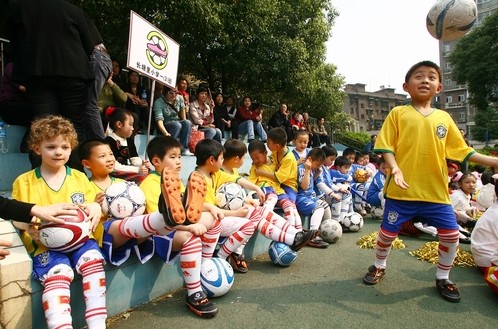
[216,182,247,210]
[342,212,364,232]
[370,206,384,220]
[319,219,343,243]
[354,169,369,183]
[38,208,91,253]
[102,181,146,218]
[268,241,298,267]
[426,0,477,41]
[200,258,235,297]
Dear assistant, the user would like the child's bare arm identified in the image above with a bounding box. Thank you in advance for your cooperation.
[383,153,409,189]
[255,168,274,179]
[237,178,265,204]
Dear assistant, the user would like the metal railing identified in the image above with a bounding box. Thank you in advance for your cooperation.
[0,38,9,77]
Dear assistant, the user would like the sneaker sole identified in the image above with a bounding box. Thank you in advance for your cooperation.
[186,304,218,318]
[184,171,207,224]
[161,168,186,225]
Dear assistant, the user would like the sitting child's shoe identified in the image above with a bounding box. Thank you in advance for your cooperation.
[186,291,218,318]
[183,171,207,224]
[159,168,186,226]
[290,230,316,251]
[228,253,248,273]
[363,265,385,285]
[436,279,461,302]
[308,236,329,249]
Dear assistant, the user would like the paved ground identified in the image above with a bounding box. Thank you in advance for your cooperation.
[107,217,498,329]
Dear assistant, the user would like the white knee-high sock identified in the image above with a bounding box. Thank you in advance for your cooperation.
[374,227,398,269]
[118,212,175,238]
[180,235,203,296]
[436,228,460,280]
[201,219,222,261]
[79,260,107,329]
[42,275,73,329]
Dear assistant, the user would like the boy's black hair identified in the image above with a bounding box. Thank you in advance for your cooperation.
[146,135,182,160]
[481,171,493,185]
[473,164,486,174]
[321,145,337,157]
[354,151,362,162]
[196,84,209,95]
[195,139,224,166]
[307,147,326,162]
[78,138,108,161]
[377,155,386,166]
[342,147,356,157]
[267,127,287,146]
[405,60,442,83]
[334,155,352,168]
[224,139,247,160]
[248,140,267,154]
[293,130,309,140]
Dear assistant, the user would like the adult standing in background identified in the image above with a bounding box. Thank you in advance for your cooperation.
[85,16,112,140]
[364,134,377,152]
[7,0,95,169]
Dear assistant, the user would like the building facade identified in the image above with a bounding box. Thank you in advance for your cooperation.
[342,83,407,133]
[438,0,498,139]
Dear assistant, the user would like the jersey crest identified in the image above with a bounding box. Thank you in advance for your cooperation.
[71,192,85,205]
[436,124,447,139]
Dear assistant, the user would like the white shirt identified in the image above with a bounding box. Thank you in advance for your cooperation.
[471,202,498,267]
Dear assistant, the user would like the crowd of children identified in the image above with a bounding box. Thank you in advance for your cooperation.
[6,60,498,328]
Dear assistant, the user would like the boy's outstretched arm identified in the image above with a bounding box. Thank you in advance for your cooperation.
[237,178,265,204]
[468,153,498,172]
[383,153,409,189]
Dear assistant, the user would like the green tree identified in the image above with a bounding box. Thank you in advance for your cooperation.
[449,10,498,142]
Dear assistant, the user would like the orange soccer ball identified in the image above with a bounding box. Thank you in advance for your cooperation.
[354,169,368,183]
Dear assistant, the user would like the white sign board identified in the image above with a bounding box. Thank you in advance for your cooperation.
[127,11,179,88]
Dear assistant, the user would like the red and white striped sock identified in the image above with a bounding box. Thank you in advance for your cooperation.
[180,235,203,295]
[201,219,222,261]
[436,228,459,280]
[374,227,398,269]
[118,212,175,238]
[42,275,73,329]
[217,220,255,259]
[79,260,107,329]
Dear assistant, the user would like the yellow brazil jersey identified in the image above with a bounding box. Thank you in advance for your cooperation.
[248,162,285,195]
[374,105,474,204]
[12,166,96,256]
[88,177,123,246]
[139,171,186,213]
[270,149,298,192]
[202,169,240,205]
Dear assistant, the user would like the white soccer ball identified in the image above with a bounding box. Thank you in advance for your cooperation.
[370,206,384,220]
[200,258,235,297]
[102,181,146,218]
[38,208,91,253]
[268,241,298,267]
[426,0,478,41]
[319,219,343,243]
[215,182,247,210]
[342,212,364,232]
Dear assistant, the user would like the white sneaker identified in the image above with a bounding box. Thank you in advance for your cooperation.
[182,149,194,156]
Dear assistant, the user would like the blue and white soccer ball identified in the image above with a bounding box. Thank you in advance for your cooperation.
[216,182,247,210]
[200,258,235,297]
[268,241,298,267]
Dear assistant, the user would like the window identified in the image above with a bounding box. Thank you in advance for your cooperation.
[445,79,452,87]
[443,44,451,52]
[459,112,465,121]
[446,96,452,103]
[458,94,465,102]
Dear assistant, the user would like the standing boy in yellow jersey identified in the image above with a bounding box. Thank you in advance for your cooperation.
[363,61,498,303]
